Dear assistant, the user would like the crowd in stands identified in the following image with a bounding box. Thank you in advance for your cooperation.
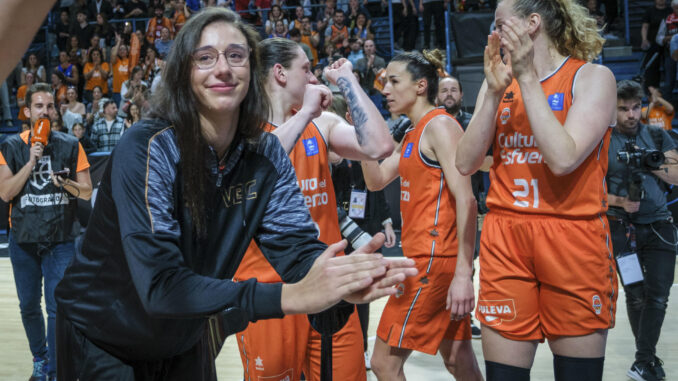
[2,0,678,156]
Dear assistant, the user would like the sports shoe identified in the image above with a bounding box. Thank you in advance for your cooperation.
[653,356,665,380]
[470,319,481,339]
[28,357,47,381]
[627,361,660,381]
[365,350,372,370]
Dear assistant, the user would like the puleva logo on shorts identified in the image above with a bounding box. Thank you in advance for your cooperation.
[403,143,414,158]
[500,107,511,125]
[303,136,319,156]
[548,93,565,111]
[592,295,602,315]
[395,283,405,298]
[477,299,517,327]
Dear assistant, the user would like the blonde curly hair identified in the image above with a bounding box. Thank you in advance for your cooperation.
[506,0,605,62]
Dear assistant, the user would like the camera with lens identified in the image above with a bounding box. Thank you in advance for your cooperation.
[617,142,666,202]
[617,141,665,171]
[337,207,372,250]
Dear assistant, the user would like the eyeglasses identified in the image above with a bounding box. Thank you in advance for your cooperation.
[192,44,251,70]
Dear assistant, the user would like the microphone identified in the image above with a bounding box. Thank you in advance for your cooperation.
[31,118,51,146]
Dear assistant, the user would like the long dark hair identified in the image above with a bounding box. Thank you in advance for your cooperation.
[391,49,445,104]
[148,7,269,235]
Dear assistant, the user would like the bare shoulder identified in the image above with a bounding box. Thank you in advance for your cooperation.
[575,63,616,92]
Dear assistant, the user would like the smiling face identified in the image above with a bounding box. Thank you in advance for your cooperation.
[382,61,419,115]
[190,21,251,119]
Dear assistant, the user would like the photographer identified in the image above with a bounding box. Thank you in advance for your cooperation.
[0,83,92,380]
[608,80,678,381]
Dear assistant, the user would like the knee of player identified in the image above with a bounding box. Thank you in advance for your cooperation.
[369,352,397,378]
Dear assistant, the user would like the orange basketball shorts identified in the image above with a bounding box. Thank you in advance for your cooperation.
[476,210,618,341]
[377,256,472,355]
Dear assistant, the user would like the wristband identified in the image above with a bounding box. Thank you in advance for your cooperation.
[381,218,392,227]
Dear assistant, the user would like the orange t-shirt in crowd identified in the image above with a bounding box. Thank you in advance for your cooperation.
[488,57,611,218]
[398,107,459,258]
[642,104,674,130]
[83,62,110,93]
[17,85,28,121]
[173,10,186,32]
[301,32,319,65]
[113,58,130,94]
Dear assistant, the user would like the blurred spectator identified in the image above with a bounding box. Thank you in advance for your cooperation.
[142,46,164,85]
[265,5,289,35]
[269,19,290,38]
[437,76,472,128]
[655,0,678,101]
[16,72,35,123]
[420,0,445,49]
[72,122,97,154]
[61,86,86,133]
[154,27,174,59]
[69,0,88,23]
[0,82,12,127]
[355,39,385,93]
[55,9,71,52]
[644,0,673,90]
[125,0,149,19]
[172,0,188,32]
[55,50,80,88]
[89,0,114,20]
[317,0,336,26]
[186,0,202,12]
[51,71,69,108]
[90,99,125,152]
[111,0,126,19]
[83,48,110,102]
[67,35,84,64]
[51,117,65,133]
[326,9,349,49]
[86,86,105,127]
[300,16,320,65]
[121,66,148,103]
[111,34,131,106]
[642,85,675,130]
[347,0,371,30]
[350,12,374,41]
[146,6,174,44]
[85,34,108,63]
[70,10,94,48]
[346,37,364,66]
[318,43,338,68]
[585,0,606,29]
[289,28,314,62]
[289,6,305,31]
[124,102,142,130]
[22,53,46,84]
[94,13,116,47]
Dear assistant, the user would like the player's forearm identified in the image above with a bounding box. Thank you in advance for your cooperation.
[272,109,316,154]
[457,93,499,175]
[336,74,393,159]
[454,196,477,278]
[61,178,92,200]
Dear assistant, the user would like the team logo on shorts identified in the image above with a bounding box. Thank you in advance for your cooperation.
[500,107,511,125]
[476,299,517,327]
[592,295,602,315]
[255,356,264,371]
[395,283,405,298]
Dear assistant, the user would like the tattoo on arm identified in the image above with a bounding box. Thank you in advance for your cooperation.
[337,77,368,145]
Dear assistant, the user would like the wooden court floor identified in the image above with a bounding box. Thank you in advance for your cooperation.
[0,257,676,380]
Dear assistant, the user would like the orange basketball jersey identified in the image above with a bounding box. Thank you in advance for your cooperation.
[398,108,459,257]
[488,57,611,217]
[234,122,342,282]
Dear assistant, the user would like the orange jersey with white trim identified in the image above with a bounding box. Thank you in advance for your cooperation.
[399,108,458,257]
[488,57,610,217]
[234,122,342,282]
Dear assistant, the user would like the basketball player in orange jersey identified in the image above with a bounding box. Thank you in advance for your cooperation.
[360,49,483,381]
[233,38,395,381]
[455,1,618,380]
